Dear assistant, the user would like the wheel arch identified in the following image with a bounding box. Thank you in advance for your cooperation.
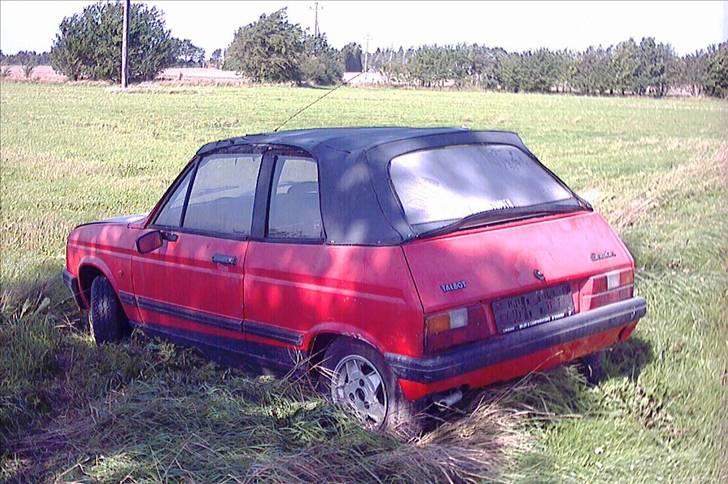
[305,324,388,370]
[77,257,116,307]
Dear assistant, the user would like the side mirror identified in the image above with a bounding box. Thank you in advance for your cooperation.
[136,230,164,254]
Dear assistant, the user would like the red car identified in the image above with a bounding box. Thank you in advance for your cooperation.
[64,128,646,433]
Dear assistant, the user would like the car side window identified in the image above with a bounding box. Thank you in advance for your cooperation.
[154,168,193,228]
[182,154,262,237]
[267,156,323,240]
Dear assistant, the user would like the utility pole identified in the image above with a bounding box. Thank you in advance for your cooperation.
[363,33,371,73]
[121,0,130,88]
[311,2,321,37]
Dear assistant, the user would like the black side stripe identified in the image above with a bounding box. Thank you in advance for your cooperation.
[136,296,242,332]
[118,291,136,306]
[245,321,304,346]
[119,291,304,345]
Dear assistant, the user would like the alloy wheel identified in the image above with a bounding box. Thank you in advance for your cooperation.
[331,355,388,427]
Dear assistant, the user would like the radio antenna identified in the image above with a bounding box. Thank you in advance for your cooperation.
[273,71,364,132]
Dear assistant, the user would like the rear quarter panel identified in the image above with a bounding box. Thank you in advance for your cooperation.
[244,243,425,356]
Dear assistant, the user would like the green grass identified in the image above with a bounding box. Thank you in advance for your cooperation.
[1,81,726,482]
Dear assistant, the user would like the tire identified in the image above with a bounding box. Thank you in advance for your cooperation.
[89,276,129,345]
[320,338,423,439]
[580,350,605,385]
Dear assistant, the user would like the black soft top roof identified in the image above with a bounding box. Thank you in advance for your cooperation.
[195,128,549,246]
[196,127,527,158]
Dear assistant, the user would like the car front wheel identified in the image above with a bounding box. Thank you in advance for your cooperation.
[321,338,423,438]
[89,275,129,345]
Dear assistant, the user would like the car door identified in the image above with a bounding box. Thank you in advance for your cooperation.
[131,149,263,346]
[244,150,325,355]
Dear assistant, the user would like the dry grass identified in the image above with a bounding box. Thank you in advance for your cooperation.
[604,142,727,232]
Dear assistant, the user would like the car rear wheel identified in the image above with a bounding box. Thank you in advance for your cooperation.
[89,276,129,345]
[321,338,423,438]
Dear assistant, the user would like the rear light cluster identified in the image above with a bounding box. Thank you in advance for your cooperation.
[424,305,489,353]
[582,268,634,310]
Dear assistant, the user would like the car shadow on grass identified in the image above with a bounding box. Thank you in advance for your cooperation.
[603,335,653,382]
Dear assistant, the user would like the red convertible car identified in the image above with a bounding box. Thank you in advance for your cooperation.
[63,128,646,433]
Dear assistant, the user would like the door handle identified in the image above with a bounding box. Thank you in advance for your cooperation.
[212,254,237,266]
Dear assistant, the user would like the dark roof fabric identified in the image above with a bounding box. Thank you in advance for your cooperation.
[196,127,524,159]
[195,127,533,246]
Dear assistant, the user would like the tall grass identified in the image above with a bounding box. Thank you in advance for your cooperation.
[1,82,726,482]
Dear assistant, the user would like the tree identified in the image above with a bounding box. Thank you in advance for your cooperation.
[22,55,37,78]
[614,39,639,95]
[406,45,457,87]
[50,1,176,82]
[518,49,560,92]
[172,38,205,67]
[50,14,86,80]
[634,37,674,97]
[704,42,728,98]
[225,9,304,82]
[209,48,223,69]
[300,33,342,85]
[497,52,524,92]
[674,50,707,96]
[553,49,577,93]
[573,46,614,95]
[340,42,363,72]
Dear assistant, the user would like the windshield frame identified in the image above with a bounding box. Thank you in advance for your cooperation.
[386,142,589,237]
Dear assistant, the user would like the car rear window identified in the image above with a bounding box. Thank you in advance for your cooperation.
[389,144,573,231]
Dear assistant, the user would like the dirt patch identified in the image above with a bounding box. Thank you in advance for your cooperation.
[1,65,249,86]
[1,65,66,82]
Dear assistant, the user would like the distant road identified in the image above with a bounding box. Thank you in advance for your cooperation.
[2,65,377,85]
[1,65,245,83]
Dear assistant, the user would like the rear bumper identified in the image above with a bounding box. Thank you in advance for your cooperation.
[62,269,85,309]
[386,297,646,398]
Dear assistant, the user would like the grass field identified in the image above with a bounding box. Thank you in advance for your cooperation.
[1,81,726,482]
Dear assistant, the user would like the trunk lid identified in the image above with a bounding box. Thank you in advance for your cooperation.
[403,211,632,314]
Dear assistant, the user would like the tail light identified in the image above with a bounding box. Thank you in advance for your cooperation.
[424,305,488,353]
[582,268,634,310]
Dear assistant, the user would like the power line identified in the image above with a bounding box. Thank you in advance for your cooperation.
[273,71,364,132]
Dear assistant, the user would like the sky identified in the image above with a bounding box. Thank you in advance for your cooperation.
[1,0,726,57]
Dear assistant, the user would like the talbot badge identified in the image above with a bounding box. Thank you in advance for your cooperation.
[591,250,616,261]
[440,280,467,293]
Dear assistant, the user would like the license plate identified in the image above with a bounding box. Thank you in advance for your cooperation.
[492,283,574,334]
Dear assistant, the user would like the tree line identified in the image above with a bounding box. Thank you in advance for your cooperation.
[368,40,727,97]
[3,1,726,98]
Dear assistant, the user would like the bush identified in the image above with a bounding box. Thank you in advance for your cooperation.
[50,1,175,82]
[225,9,304,83]
[301,34,342,85]
[22,59,36,79]
[225,9,341,85]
